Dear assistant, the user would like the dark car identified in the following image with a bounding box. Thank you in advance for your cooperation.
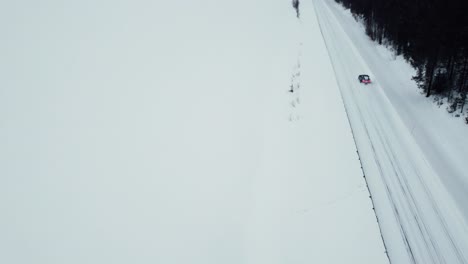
[358,74,371,84]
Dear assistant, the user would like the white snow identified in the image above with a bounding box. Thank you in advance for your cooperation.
[0,0,388,263]
[4,0,467,263]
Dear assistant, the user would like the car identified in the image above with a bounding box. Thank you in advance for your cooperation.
[358,74,371,84]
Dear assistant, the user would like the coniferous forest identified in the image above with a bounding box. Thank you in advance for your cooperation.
[335,0,468,115]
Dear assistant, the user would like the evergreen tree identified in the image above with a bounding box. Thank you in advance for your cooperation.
[335,0,468,113]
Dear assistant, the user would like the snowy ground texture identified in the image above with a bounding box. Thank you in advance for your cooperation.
[0,0,388,263]
[314,0,468,263]
[1,0,467,263]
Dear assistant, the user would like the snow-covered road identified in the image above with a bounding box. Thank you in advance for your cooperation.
[313,0,468,263]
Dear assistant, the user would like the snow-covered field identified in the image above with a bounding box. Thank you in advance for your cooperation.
[313,0,468,263]
[3,0,467,263]
[0,0,388,263]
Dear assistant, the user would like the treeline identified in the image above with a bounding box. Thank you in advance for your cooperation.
[335,0,468,115]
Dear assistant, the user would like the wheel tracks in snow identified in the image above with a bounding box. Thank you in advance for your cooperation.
[311,0,392,262]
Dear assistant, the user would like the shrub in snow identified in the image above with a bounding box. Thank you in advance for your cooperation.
[447,103,457,114]
[292,0,300,18]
